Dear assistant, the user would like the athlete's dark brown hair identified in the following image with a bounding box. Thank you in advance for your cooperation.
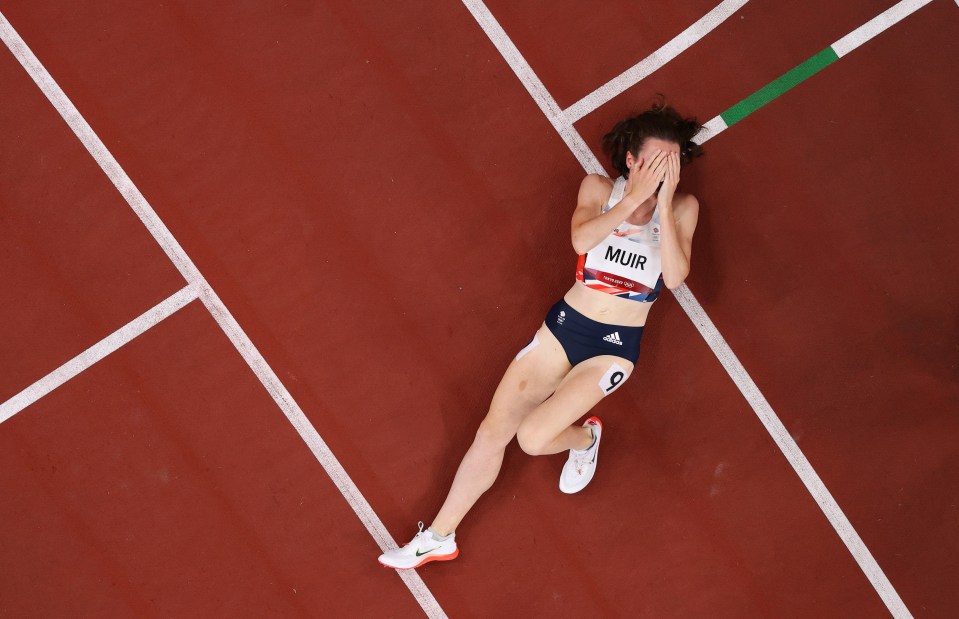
[601,98,704,178]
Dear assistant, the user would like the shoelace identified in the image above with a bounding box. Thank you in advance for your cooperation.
[410,521,427,544]
[572,444,594,475]
[407,521,447,555]
[572,426,600,474]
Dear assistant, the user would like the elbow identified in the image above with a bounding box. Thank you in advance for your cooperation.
[663,266,690,290]
[570,234,592,255]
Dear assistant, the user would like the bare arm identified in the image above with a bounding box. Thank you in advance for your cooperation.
[570,151,669,254]
[656,153,699,289]
[570,175,638,254]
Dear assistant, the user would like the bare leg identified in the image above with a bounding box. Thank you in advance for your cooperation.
[428,420,510,536]
[429,325,571,536]
[515,355,634,457]
[538,423,593,453]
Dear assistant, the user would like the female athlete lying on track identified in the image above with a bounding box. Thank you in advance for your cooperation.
[379,101,704,569]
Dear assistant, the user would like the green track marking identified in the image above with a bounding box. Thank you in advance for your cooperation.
[720,47,839,127]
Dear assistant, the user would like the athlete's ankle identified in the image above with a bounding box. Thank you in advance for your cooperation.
[574,426,595,451]
[427,526,453,541]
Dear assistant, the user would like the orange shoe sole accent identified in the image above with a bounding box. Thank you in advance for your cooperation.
[586,415,602,430]
[407,547,459,570]
[379,548,459,570]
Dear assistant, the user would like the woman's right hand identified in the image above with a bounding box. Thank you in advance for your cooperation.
[624,149,668,204]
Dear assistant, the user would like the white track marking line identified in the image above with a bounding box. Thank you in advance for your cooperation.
[564,0,748,123]
[672,288,912,619]
[694,115,730,145]
[460,0,603,174]
[0,12,445,618]
[832,0,932,57]
[192,283,446,615]
[462,1,914,617]
[696,0,933,145]
[1,286,197,425]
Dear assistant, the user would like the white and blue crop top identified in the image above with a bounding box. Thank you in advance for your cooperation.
[575,176,665,303]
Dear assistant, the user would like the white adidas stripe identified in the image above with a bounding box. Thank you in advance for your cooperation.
[603,332,623,345]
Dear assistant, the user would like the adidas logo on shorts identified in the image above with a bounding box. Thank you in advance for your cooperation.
[603,332,623,345]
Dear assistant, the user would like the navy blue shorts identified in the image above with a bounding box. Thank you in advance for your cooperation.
[544,299,643,366]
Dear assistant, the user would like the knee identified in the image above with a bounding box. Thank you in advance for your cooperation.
[473,416,515,451]
[515,423,548,456]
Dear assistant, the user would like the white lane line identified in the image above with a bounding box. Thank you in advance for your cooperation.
[0,12,446,618]
[1,286,198,425]
[696,0,933,145]
[460,0,603,174]
[191,283,446,614]
[563,0,748,123]
[694,115,729,145]
[462,1,913,617]
[832,0,933,57]
[672,288,912,619]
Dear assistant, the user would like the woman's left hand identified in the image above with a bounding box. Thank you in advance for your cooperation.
[658,152,681,205]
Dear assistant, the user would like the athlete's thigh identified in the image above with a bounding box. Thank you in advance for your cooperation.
[518,354,634,444]
[484,323,572,429]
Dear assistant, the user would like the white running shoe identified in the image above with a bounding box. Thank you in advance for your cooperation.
[559,417,603,494]
[377,522,459,570]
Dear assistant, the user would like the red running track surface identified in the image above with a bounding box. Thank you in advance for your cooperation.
[1,0,956,616]
[0,302,427,617]
[0,48,185,402]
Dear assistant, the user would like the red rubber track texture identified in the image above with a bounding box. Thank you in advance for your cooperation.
[0,45,185,403]
[689,4,959,613]
[487,0,903,111]
[0,302,427,617]
[1,0,956,616]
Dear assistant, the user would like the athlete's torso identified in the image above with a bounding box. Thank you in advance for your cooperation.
[568,176,664,327]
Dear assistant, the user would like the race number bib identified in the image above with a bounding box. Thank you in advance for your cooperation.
[584,234,662,290]
[598,362,629,395]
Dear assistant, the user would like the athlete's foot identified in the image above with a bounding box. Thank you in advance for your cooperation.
[559,417,603,494]
[377,522,459,570]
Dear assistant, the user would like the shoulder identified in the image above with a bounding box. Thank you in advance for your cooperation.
[579,173,612,195]
[577,173,614,208]
[580,173,613,191]
[671,192,699,222]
